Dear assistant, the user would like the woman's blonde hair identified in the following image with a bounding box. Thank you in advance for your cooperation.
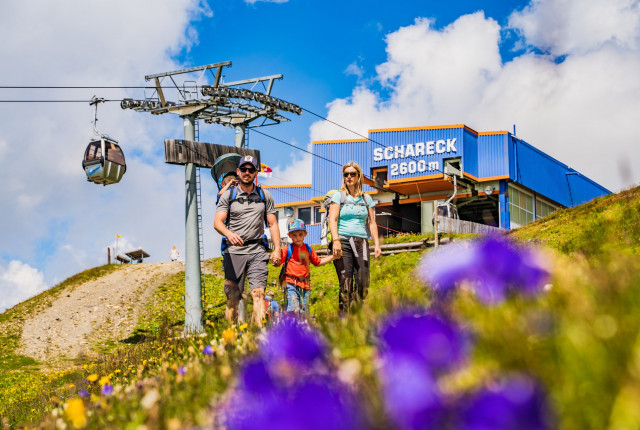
[341,161,364,197]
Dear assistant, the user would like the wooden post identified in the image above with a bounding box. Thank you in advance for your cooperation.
[433,201,439,248]
[107,247,111,265]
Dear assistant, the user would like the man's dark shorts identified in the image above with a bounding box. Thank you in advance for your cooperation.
[223,250,270,298]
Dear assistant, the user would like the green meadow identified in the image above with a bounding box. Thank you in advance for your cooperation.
[1,185,639,429]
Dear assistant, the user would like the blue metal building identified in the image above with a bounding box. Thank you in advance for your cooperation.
[263,124,610,244]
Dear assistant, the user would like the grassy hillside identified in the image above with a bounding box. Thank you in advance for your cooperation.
[510,185,640,255]
[1,186,639,428]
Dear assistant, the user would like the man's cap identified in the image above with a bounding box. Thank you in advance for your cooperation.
[238,155,259,170]
[288,218,306,233]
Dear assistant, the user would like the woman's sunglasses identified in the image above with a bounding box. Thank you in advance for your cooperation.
[343,171,358,178]
[239,166,257,173]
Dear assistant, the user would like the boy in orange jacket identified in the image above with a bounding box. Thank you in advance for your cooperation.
[276,219,334,314]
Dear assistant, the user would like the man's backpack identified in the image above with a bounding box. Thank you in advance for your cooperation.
[319,190,374,243]
[220,185,270,254]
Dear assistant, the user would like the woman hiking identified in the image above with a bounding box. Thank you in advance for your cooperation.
[328,161,381,313]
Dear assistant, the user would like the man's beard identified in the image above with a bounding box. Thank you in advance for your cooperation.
[239,175,253,186]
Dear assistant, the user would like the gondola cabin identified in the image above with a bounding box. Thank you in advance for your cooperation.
[82,137,126,185]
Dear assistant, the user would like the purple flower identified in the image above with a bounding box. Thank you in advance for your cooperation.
[261,316,326,365]
[379,311,467,374]
[419,236,549,304]
[226,373,364,430]
[78,388,90,398]
[377,311,464,429]
[223,318,365,429]
[101,384,113,396]
[177,365,187,375]
[460,374,553,430]
[380,355,447,430]
[203,345,214,355]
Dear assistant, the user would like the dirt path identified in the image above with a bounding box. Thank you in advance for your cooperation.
[18,262,184,365]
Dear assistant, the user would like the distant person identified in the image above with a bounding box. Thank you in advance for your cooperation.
[275,219,334,315]
[264,289,280,320]
[329,161,381,313]
[214,155,281,327]
[169,246,180,262]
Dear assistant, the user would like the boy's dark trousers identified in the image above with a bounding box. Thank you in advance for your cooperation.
[333,237,370,312]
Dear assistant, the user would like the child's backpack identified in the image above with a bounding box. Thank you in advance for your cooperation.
[319,190,374,243]
[278,242,312,310]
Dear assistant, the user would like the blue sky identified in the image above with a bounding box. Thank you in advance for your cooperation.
[1,0,639,311]
[182,0,530,171]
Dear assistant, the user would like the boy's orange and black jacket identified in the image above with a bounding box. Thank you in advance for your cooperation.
[279,244,322,289]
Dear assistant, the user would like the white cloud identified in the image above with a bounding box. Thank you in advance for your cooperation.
[0,0,207,311]
[310,6,640,192]
[0,261,47,312]
[508,0,640,56]
[345,62,365,79]
[260,140,313,187]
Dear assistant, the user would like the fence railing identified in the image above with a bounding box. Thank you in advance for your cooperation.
[437,216,504,234]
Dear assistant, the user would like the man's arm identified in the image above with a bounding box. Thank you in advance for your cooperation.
[214,211,244,246]
[266,213,281,265]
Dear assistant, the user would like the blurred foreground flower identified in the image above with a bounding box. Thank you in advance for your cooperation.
[419,236,550,304]
[460,374,553,430]
[379,311,467,374]
[378,311,466,430]
[223,316,365,430]
[261,316,326,366]
[65,398,87,429]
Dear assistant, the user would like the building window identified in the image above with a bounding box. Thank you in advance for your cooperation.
[314,206,322,224]
[372,167,388,188]
[536,199,556,220]
[298,207,312,225]
[509,186,533,228]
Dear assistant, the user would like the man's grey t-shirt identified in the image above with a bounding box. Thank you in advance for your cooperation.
[216,185,276,255]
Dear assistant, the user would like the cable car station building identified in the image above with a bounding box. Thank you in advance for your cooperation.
[264,124,610,244]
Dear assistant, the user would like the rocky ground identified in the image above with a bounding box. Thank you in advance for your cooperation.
[17,262,184,365]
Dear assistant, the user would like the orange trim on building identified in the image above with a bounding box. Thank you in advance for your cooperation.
[462,172,510,182]
[368,124,479,135]
[262,184,312,189]
[478,131,509,135]
[312,139,368,145]
[275,200,318,208]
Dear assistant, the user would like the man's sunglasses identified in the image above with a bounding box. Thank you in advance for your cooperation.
[239,166,257,173]
[343,171,358,178]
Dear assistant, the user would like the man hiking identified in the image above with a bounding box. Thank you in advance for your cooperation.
[214,155,282,327]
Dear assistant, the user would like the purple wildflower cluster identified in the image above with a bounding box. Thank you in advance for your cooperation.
[419,236,550,304]
[223,316,364,430]
[378,311,553,430]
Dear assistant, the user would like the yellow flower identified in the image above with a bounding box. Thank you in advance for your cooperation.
[65,398,87,429]
[222,328,237,344]
[114,369,121,374]
[98,376,110,386]
[239,323,248,331]
[86,374,98,383]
